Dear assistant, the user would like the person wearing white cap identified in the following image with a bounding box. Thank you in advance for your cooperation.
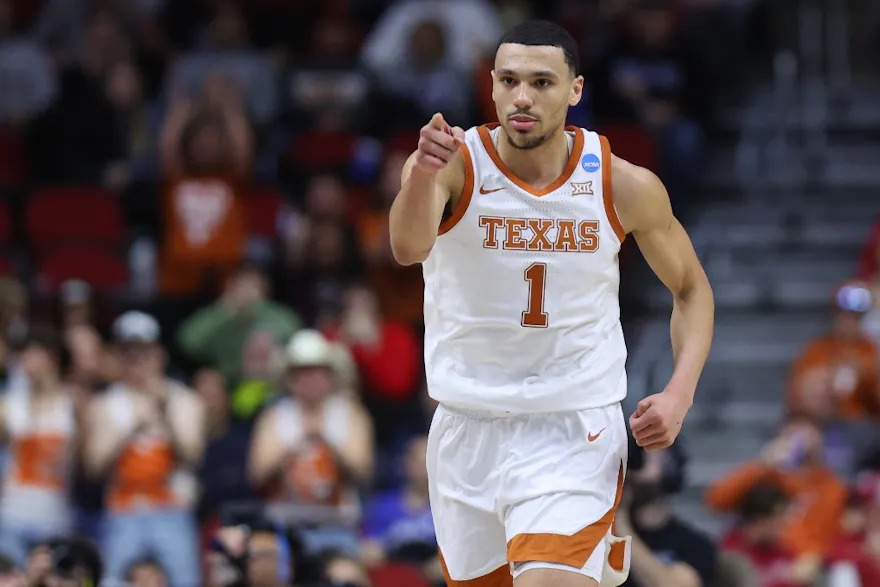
[84,311,205,587]
[248,329,374,555]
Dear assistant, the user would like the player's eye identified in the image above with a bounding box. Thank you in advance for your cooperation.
[535,79,552,88]
[501,77,516,86]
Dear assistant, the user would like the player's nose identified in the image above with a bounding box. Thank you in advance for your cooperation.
[512,88,533,109]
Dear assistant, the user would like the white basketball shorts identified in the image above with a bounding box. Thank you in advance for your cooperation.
[427,401,631,586]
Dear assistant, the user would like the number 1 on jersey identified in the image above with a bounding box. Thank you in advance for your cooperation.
[521,262,549,328]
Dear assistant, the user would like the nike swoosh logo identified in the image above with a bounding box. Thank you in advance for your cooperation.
[479,185,504,195]
[588,427,607,442]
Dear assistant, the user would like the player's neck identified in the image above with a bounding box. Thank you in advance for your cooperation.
[496,127,570,189]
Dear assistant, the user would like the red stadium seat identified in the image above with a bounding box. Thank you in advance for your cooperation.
[289,132,357,169]
[246,187,285,238]
[26,186,125,251]
[368,563,432,587]
[36,246,128,293]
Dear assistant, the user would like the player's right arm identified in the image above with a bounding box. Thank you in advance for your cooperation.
[389,113,466,266]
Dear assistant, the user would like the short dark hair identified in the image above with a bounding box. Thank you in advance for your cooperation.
[496,20,580,77]
[739,483,788,523]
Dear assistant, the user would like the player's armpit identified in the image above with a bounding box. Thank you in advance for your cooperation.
[389,149,465,265]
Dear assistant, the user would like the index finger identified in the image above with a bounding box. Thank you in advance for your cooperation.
[429,112,447,130]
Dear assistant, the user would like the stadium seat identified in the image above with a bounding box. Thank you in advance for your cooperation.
[36,246,128,293]
[246,187,285,239]
[598,125,659,173]
[368,563,432,587]
[26,186,125,251]
[289,131,358,170]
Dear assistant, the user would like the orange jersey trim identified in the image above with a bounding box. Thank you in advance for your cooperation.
[599,135,626,242]
[476,124,584,197]
[438,143,475,236]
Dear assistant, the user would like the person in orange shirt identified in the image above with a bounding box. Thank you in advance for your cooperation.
[85,311,205,587]
[788,282,879,421]
[0,329,78,567]
[249,329,374,557]
[705,414,848,582]
[158,76,253,297]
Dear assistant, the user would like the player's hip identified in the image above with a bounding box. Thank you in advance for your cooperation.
[427,401,628,505]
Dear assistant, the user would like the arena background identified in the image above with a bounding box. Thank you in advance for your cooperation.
[0,0,879,586]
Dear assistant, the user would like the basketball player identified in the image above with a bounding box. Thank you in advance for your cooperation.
[389,20,715,587]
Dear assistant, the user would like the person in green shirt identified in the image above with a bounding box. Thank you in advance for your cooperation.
[177,264,302,386]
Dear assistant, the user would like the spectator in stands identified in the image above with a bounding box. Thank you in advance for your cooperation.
[27,10,130,183]
[64,324,115,392]
[85,311,205,586]
[0,329,76,566]
[177,263,301,385]
[58,279,95,330]
[195,368,255,524]
[283,218,364,326]
[361,435,436,571]
[787,282,879,422]
[619,439,717,587]
[287,17,377,134]
[0,0,57,127]
[589,0,709,202]
[249,329,374,556]
[0,554,22,584]
[158,78,252,297]
[323,284,421,449]
[720,483,807,587]
[210,522,295,587]
[371,17,473,126]
[0,277,29,387]
[826,463,880,586]
[706,413,847,574]
[165,1,278,126]
[361,0,501,86]
[126,559,170,587]
[103,59,161,188]
[358,150,424,326]
[230,328,284,419]
[319,552,371,587]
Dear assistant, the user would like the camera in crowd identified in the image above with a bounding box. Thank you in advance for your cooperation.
[31,537,103,587]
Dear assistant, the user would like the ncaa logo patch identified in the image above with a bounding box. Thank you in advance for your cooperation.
[581,153,601,173]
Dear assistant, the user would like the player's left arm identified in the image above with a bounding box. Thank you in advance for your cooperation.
[612,156,715,451]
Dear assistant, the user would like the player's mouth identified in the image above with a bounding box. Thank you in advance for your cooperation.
[508,114,538,132]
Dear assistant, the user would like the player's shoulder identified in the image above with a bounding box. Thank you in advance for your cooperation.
[608,154,670,233]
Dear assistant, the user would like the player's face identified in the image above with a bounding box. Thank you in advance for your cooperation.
[491,43,583,150]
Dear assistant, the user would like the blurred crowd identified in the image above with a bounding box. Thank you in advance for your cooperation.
[0,0,827,585]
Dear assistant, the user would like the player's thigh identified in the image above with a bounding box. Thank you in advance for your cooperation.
[502,404,628,580]
[514,567,599,587]
[428,406,510,585]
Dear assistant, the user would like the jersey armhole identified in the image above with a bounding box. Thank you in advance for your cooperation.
[599,135,626,243]
[438,143,474,236]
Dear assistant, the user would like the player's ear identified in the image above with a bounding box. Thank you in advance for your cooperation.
[569,75,584,107]
[490,69,497,102]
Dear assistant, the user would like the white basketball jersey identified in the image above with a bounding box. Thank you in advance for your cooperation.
[422,124,627,413]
